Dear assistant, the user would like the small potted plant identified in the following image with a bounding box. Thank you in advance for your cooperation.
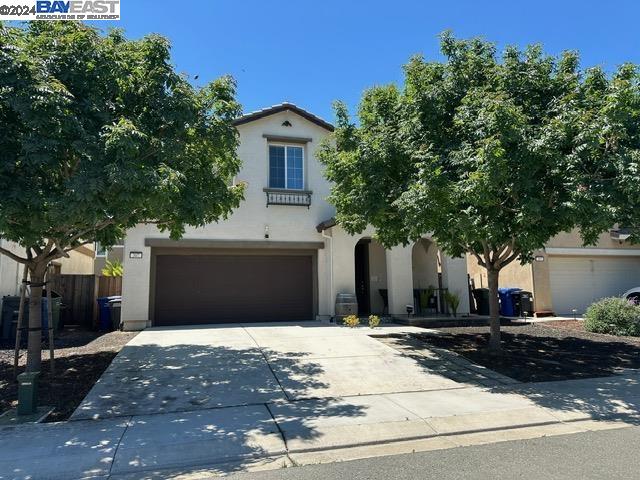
[368,314,381,329]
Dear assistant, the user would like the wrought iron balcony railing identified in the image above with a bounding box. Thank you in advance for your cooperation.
[264,188,312,208]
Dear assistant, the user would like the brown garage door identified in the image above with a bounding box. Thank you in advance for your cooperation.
[154,254,314,325]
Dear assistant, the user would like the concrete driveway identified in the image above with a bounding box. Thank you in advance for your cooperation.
[72,322,511,419]
[5,322,635,479]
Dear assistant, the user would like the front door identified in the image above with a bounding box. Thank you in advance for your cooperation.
[354,241,370,315]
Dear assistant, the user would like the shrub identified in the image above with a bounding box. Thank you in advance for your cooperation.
[368,315,381,328]
[584,297,640,337]
[101,259,123,277]
[343,315,360,328]
[444,291,460,317]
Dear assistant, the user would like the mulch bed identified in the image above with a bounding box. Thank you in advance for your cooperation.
[412,322,640,383]
[0,328,137,422]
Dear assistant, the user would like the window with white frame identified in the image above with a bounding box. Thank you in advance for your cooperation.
[269,145,304,190]
[95,242,107,257]
[95,239,124,258]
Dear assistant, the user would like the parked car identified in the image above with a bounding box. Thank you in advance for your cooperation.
[622,287,640,304]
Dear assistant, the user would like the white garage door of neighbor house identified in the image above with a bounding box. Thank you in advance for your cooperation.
[549,256,640,315]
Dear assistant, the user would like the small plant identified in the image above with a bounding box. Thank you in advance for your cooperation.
[343,315,360,328]
[368,314,381,328]
[101,259,124,277]
[444,291,460,317]
[584,297,640,337]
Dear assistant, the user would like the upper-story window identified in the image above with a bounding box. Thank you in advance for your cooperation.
[269,145,304,190]
[95,239,124,257]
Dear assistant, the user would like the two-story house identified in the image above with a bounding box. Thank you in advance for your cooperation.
[120,103,471,330]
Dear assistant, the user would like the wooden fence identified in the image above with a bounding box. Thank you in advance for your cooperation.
[97,276,122,298]
[50,274,95,327]
[50,275,122,328]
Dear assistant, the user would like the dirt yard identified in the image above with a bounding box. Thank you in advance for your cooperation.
[413,322,640,383]
[0,328,137,421]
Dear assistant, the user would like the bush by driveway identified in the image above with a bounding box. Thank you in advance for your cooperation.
[584,297,640,337]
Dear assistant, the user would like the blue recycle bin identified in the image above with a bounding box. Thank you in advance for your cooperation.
[498,287,521,316]
[97,296,121,331]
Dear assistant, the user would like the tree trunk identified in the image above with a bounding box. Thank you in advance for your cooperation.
[25,263,46,373]
[487,267,501,354]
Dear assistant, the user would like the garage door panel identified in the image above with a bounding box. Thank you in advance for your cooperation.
[154,254,313,325]
[549,256,640,315]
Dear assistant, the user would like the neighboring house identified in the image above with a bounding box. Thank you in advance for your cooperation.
[94,240,124,275]
[120,103,471,330]
[467,228,640,315]
[0,237,95,300]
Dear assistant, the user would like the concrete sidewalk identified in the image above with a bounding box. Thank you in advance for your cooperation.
[2,323,639,479]
[1,371,638,479]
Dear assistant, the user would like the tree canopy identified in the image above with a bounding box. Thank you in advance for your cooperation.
[0,21,244,370]
[319,33,640,350]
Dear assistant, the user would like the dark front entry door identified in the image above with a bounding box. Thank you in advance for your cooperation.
[154,254,314,325]
[354,241,370,315]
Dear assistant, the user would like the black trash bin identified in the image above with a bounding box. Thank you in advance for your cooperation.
[512,290,534,316]
[472,288,490,316]
[108,298,122,331]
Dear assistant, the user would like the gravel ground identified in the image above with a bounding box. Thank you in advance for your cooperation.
[412,322,640,383]
[0,328,137,421]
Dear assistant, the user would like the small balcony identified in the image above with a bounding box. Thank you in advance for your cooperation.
[264,188,312,208]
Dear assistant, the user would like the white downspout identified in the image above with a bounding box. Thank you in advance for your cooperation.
[321,229,333,318]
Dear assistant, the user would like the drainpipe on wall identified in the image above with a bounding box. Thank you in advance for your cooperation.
[321,229,333,317]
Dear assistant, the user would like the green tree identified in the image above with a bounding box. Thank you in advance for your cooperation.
[0,22,244,372]
[319,33,619,352]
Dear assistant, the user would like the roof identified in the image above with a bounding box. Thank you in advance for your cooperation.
[316,217,337,232]
[233,102,334,132]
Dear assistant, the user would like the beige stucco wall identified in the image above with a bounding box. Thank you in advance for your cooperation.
[546,228,638,249]
[58,247,95,275]
[121,109,472,328]
[412,239,439,290]
[1,241,94,302]
[466,228,640,313]
[467,256,534,292]
[122,110,335,328]
[95,246,124,275]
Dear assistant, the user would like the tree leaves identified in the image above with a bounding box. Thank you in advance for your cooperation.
[0,22,243,261]
[319,33,639,265]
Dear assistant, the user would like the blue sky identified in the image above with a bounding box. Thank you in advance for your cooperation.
[99,0,640,122]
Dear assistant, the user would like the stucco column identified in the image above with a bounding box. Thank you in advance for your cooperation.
[329,229,357,315]
[316,245,330,318]
[441,254,471,315]
[121,229,152,331]
[386,245,414,316]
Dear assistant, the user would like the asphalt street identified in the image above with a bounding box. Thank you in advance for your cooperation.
[230,426,640,480]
